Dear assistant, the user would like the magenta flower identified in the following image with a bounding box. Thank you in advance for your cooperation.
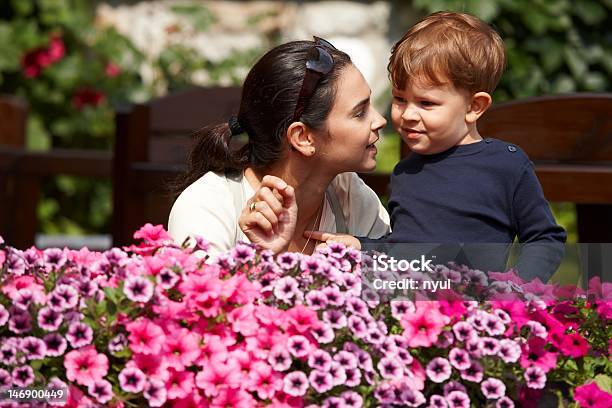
[460,361,484,383]
[484,315,506,336]
[444,381,467,397]
[452,321,474,341]
[12,365,34,387]
[133,223,172,244]
[519,337,558,373]
[268,345,292,371]
[308,349,332,371]
[287,335,311,358]
[309,370,334,393]
[426,357,452,383]
[347,315,368,338]
[377,356,403,380]
[37,306,63,331]
[285,304,320,333]
[480,337,501,356]
[573,382,612,408]
[400,302,448,347]
[334,350,358,370]
[341,390,363,407]
[559,332,589,358]
[524,366,546,389]
[446,390,470,408]
[64,345,109,387]
[429,394,449,407]
[0,343,17,365]
[8,308,31,334]
[449,347,471,370]
[52,284,79,310]
[144,379,167,407]
[283,371,309,397]
[231,243,256,263]
[124,275,154,303]
[274,276,300,301]
[21,336,46,360]
[481,377,506,399]
[323,309,347,329]
[498,339,521,363]
[391,299,415,319]
[88,379,113,404]
[312,323,335,344]
[323,286,345,307]
[496,396,515,408]
[0,368,12,390]
[345,367,362,387]
[329,361,347,386]
[118,366,146,393]
[156,268,179,289]
[306,290,328,310]
[66,321,93,348]
[0,304,8,327]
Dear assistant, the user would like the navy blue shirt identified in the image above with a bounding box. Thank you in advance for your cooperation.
[361,138,566,281]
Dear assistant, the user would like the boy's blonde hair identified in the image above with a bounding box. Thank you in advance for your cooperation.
[388,11,506,94]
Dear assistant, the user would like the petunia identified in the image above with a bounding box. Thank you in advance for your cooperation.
[283,371,309,397]
[309,370,334,393]
[446,390,470,408]
[12,365,34,387]
[144,379,167,407]
[123,275,154,303]
[64,345,109,387]
[573,382,612,408]
[481,377,506,399]
[426,357,452,383]
[88,379,113,404]
[66,321,93,348]
[118,366,146,393]
[524,366,546,389]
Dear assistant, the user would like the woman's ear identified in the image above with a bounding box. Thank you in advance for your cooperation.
[286,122,316,156]
[466,92,492,124]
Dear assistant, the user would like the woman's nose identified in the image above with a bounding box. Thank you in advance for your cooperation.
[372,108,387,130]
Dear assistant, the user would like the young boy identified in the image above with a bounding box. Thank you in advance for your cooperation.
[310,11,566,281]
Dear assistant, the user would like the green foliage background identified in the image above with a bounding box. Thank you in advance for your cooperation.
[1,0,610,243]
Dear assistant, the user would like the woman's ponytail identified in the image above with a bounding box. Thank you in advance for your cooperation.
[171,122,249,198]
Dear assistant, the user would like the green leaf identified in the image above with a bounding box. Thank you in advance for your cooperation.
[594,374,612,393]
[573,0,606,24]
[107,299,117,316]
[563,46,588,78]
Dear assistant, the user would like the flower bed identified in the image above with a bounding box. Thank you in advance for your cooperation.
[0,224,610,407]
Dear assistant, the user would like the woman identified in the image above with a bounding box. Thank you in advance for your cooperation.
[169,38,389,255]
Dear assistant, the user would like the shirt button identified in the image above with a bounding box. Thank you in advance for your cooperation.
[485,138,492,143]
[508,145,517,152]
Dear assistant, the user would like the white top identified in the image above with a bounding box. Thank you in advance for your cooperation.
[168,171,390,254]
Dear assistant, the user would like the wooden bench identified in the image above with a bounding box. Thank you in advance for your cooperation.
[477,93,612,243]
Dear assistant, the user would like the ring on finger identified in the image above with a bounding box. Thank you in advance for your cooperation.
[249,201,257,212]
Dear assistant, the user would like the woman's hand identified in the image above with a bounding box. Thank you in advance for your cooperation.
[239,175,297,253]
[303,231,361,250]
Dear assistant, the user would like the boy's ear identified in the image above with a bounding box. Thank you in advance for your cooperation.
[286,122,316,156]
[466,92,492,124]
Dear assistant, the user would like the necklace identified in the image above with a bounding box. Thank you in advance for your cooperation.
[300,198,324,254]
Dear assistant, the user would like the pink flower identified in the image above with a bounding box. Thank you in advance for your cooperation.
[574,382,612,408]
[210,388,256,408]
[400,301,449,347]
[228,304,260,336]
[127,353,168,382]
[125,318,165,355]
[195,358,242,397]
[163,329,200,370]
[72,87,106,110]
[165,368,195,400]
[519,337,558,373]
[283,371,309,397]
[105,62,121,77]
[247,361,283,400]
[559,332,589,358]
[64,345,109,387]
[133,223,172,244]
[284,304,320,334]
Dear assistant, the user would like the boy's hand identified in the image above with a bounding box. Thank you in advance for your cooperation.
[303,231,361,250]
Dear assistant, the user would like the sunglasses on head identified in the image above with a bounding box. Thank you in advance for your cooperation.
[291,36,337,122]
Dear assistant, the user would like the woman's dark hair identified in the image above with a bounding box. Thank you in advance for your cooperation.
[172,40,351,196]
